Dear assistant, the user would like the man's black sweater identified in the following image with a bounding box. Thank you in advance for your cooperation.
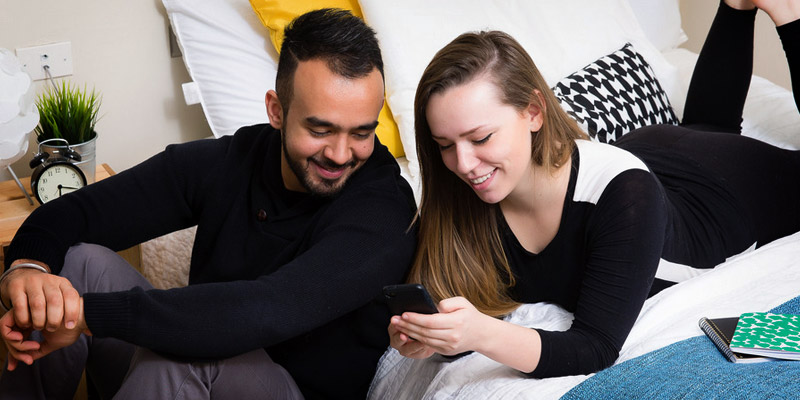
[6,124,417,399]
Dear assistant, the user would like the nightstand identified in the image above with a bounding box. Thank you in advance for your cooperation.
[0,163,141,271]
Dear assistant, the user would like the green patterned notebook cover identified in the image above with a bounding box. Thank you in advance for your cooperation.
[730,312,800,360]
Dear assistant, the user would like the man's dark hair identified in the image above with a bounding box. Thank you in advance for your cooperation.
[276,8,384,116]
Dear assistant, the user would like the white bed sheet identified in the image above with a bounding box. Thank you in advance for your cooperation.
[368,230,800,400]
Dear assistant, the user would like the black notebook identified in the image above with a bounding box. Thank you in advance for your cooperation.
[698,317,774,364]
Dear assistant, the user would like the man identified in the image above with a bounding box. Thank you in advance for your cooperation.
[0,9,416,399]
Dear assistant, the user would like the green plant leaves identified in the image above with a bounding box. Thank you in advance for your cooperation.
[34,80,101,145]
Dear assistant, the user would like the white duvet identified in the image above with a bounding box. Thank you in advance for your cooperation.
[368,230,800,399]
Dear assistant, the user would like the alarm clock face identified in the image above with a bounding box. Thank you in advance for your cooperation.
[34,163,87,204]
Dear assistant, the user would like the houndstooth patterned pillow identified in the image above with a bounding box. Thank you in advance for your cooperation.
[552,43,678,144]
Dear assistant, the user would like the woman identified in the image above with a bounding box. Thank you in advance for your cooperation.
[389,0,800,378]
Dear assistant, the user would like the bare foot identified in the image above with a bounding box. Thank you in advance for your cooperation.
[725,0,757,10]
[752,0,800,25]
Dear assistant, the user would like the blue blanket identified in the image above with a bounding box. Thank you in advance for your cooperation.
[562,295,800,399]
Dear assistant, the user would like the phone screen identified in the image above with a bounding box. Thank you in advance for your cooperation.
[383,283,439,315]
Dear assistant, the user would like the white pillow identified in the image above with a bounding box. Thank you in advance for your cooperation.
[358,0,680,181]
[162,0,277,138]
[626,0,688,52]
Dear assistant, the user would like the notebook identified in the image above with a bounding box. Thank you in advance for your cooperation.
[699,317,773,363]
[729,312,800,361]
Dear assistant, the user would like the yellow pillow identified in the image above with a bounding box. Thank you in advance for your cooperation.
[250,0,405,157]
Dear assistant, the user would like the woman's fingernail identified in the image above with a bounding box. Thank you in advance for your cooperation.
[66,321,75,329]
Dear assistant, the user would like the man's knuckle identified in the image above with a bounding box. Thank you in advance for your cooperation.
[8,279,24,292]
[29,298,46,309]
[46,292,64,305]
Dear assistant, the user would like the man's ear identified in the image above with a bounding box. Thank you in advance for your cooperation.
[265,90,284,130]
[527,89,545,132]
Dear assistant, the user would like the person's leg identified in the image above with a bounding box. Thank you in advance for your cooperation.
[774,11,800,112]
[112,348,304,400]
[682,0,757,133]
[0,244,152,400]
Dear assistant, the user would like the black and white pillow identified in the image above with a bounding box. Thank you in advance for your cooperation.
[552,43,678,144]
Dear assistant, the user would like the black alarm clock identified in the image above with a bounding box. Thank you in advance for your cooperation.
[29,138,87,205]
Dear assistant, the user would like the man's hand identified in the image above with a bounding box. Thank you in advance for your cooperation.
[1,261,81,333]
[0,310,36,371]
[1,297,89,371]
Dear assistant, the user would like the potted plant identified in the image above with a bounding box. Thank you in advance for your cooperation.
[34,80,101,182]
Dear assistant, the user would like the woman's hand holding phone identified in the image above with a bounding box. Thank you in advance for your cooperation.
[383,283,440,358]
[388,318,438,359]
[385,285,544,372]
[388,293,494,358]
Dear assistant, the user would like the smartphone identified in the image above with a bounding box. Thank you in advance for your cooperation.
[383,283,439,315]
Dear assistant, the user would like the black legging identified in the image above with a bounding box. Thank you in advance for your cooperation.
[683,1,800,129]
[615,1,800,276]
[779,16,800,113]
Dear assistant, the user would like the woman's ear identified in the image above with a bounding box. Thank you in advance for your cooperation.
[527,89,545,132]
[265,90,284,130]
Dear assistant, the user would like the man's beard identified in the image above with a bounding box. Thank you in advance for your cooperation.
[283,139,358,197]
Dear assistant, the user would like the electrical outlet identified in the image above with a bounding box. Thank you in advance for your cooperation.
[16,42,73,81]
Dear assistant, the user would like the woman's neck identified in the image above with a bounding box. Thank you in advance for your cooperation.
[499,158,571,254]
[501,158,570,216]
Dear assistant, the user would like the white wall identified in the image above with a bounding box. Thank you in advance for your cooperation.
[679,0,792,91]
[0,0,211,181]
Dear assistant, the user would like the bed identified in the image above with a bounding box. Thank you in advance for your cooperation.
[159,0,800,398]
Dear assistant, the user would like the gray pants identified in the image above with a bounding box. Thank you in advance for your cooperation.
[0,244,303,400]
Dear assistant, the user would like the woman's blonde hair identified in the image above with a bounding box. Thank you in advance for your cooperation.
[409,31,588,317]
